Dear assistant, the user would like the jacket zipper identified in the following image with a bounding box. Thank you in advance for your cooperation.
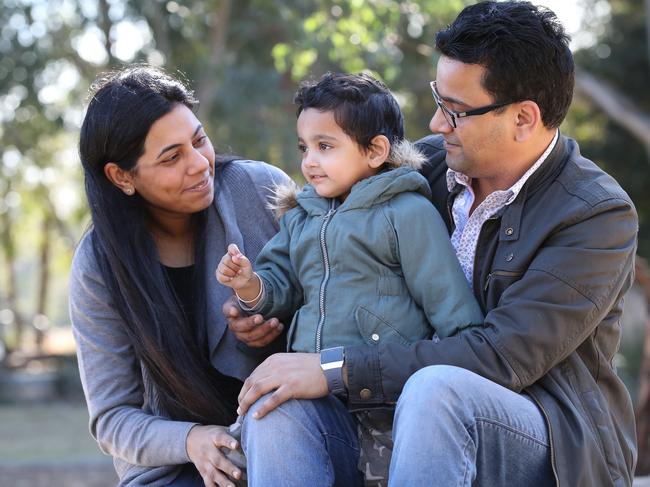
[526,390,560,486]
[483,270,523,292]
[315,203,336,352]
[473,215,500,300]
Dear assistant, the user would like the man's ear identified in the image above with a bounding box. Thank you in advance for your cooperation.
[104,163,136,195]
[513,100,542,142]
[367,135,391,169]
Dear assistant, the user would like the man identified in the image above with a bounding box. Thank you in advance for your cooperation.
[227,2,638,485]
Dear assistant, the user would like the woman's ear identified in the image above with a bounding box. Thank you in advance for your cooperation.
[104,163,136,196]
[513,100,542,142]
[367,135,391,169]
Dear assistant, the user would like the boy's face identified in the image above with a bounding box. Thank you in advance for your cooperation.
[297,108,378,201]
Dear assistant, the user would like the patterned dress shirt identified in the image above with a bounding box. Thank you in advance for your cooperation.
[447,131,559,286]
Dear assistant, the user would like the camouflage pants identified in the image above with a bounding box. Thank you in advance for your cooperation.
[355,409,395,487]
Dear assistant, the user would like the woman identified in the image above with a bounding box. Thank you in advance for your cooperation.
[70,66,289,486]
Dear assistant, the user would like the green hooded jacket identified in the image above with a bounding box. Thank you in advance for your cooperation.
[248,140,483,353]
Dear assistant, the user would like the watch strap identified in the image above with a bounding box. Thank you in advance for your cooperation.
[320,346,346,398]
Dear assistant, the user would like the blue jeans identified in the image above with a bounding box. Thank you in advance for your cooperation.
[241,393,363,487]
[389,365,554,486]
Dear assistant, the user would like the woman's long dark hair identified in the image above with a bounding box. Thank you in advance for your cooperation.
[79,66,238,425]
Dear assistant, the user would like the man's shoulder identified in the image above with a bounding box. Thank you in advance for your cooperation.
[415,134,447,174]
[415,133,445,153]
[556,137,634,209]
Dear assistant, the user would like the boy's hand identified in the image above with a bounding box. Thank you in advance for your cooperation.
[217,244,254,290]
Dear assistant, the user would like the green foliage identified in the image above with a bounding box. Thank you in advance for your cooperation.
[0,0,648,341]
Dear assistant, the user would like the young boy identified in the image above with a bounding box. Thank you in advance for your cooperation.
[217,72,483,482]
[218,72,481,350]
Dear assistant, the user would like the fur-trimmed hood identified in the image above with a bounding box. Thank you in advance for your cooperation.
[268,139,429,218]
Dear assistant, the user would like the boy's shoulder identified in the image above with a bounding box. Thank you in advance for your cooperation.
[384,186,436,211]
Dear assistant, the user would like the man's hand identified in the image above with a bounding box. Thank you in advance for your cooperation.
[237,353,328,419]
[223,296,284,348]
[186,424,242,487]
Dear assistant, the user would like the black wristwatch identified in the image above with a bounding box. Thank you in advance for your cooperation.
[320,346,347,398]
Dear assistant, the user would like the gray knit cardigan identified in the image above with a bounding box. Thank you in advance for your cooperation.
[69,159,289,486]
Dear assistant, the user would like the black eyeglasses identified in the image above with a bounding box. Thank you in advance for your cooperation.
[430,81,512,129]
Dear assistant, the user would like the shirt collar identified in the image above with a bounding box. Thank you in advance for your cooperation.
[445,130,559,204]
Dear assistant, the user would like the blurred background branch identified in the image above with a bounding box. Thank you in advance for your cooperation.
[575,67,650,157]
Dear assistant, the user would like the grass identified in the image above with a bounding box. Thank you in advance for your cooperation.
[0,401,109,465]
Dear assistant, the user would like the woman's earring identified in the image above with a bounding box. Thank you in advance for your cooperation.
[125,187,134,195]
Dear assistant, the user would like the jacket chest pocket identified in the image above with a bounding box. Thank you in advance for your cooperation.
[483,270,524,308]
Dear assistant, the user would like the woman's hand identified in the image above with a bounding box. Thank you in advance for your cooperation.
[223,296,284,347]
[186,424,242,487]
[237,353,328,419]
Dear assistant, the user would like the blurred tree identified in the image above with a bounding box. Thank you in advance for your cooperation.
[572,0,650,256]
[0,0,88,349]
[0,0,471,352]
[568,0,650,475]
[125,0,473,173]
[0,0,648,356]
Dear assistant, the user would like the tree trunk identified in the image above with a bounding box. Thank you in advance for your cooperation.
[34,213,52,353]
[0,187,24,350]
[646,0,650,73]
[196,0,232,121]
[637,320,650,475]
[141,0,172,61]
[633,257,650,475]
[98,0,119,67]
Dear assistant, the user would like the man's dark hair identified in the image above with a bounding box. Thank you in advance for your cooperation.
[436,1,574,128]
[294,72,404,150]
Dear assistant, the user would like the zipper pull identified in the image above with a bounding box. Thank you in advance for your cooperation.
[484,273,492,292]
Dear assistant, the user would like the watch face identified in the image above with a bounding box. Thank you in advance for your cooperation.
[320,346,345,366]
[321,347,346,397]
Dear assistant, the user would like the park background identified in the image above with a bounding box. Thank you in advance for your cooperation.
[0,0,649,485]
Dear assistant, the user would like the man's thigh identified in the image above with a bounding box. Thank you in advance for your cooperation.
[390,365,553,487]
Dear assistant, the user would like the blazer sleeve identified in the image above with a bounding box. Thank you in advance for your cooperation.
[69,234,196,466]
[385,193,484,338]
[345,195,637,406]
